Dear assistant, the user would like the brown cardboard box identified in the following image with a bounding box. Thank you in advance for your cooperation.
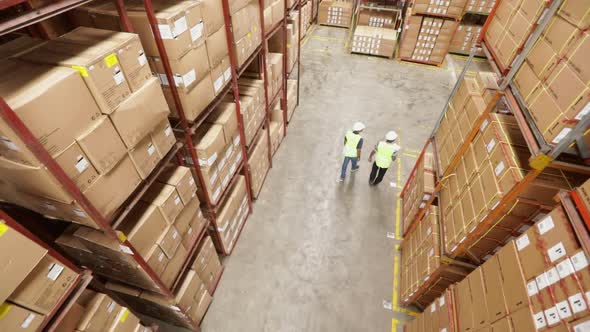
[128,135,161,179]
[142,183,184,224]
[150,118,176,158]
[482,256,508,323]
[173,195,200,235]
[146,244,168,276]
[175,270,203,311]
[161,244,188,288]
[210,56,232,96]
[198,251,222,292]
[0,303,44,331]
[207,102,239,144]
[118,201,168,258]
[192,236,215,273]
[515,227,546,281]
[52,142,99,192]
[0,60,101,165]
[511,306,537,331]
[497,241,529,313]
[578,178,590,214]
[193,123,226,167]
[206,26,229,69]
[107,307,140,332]
[182,209,207,249]
[53,301,84,331]
[514,61,541,102]
[83,155,142,219]
[111,77,169,149]
[0,35,45,60]
[526,37,558,80]
[20,40,132,113]
[0,223,47,304]
[163,73,215,121]
[58,27,152,92]
[9,255,78,314]
[150,42,210,92]
[546,61,589,118]
[567,32,590,84]
[202,0,225,36]
[544,15,579,55]
[158,165,197,205]
[77,116,127,174]
[456,277,474,332]
[535,207,580,264]
[188,284,212,323]
[158,225,182,258]
[469,268,490,328]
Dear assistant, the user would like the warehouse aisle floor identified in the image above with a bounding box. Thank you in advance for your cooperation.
[200,26,483,332]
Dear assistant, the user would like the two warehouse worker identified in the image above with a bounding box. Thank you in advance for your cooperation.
[339,122,400,185]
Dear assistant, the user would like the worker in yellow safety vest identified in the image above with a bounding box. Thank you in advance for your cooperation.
[368,131,400,185]
[339,122,365,182]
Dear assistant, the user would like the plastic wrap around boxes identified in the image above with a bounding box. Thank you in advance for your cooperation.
[105,235,221,328]
[56,165,205,292]
[399,15,458,65]
[510,6,590,147]
[402,152,436,234]
[318,0,352,28]
[0,28,175,228]
[0,222,79,331]
[405,205,590,332]
[400,206,473,308]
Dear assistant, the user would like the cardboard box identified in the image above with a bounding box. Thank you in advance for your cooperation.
[188,284,212,323]
[128,135,161,179]
[207,102,238,144]
[163,73,215,121]
[567,32,590,84]
[78,116,127,174]
[497,241,529,313]
[206,25,229,69]
[107,307,140,332]
[193,123,226,167]
[141,182,184,224]
[0,35,45,60]
[161,243,188,288]
[77,291,122,332]
[150,118,176,158]
[0,60,102,165]
[158,165,197,204]
[201,0,225,36]
[482,256,508,323]
[146,244,168,276]
[118,201,168,258]
[9,255,78,314]
[150,42,210,92]
[0,303,44,331]
[110,77,169,149]
[174,270,203,311]
[210,56,232,95]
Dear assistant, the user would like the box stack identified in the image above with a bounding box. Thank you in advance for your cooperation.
[188,103,242,205]
[210,176,250,252]
[411,0,466,18]
[400,206,473,308]
[0,222,79,331]
[405,205,590,332]
[270,107,286,154]
[403,291,452,332]
[511,8,589,146]
[402,152,435,234]
[351,26,397,58]
[464,0,495,14]
[318,0,353,28]
[267,52,284,100]
[0,27,174,228]
[285,21,299,73]
[484,0,546,70]
[286,79,298,120]
[263,0,286,32]
[233,77,266,146]
[248,129,270,198]
[301,1,312,37]
[105,235,221,328]
[66,289,147,332]
[231,0,263,67]
[399,15,459,65]
[449,23,484,56]
[358,9,397,28]
[577,178,590,214]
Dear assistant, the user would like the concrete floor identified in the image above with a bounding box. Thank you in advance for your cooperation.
[199,25,485,332]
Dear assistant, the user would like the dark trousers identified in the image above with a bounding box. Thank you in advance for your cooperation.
[369,162,388,185]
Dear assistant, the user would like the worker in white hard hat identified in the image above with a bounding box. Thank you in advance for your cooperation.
[368,131,400,185]
[339,122,365,182]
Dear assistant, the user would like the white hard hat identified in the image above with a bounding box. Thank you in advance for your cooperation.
[352,122,365,131]
[385,131,398,141]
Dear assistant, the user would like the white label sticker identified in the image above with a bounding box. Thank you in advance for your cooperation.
[147,143,156,156]
[546,267,560,285]
[73,208,87,217]
[572,251,589,271]
[574,321,590,332]
[190,22,204,41]
[557,258,575,278]
[224,68,232,81]
[172,230,178,239]
[537,216,555,235]
[158,252,165,262]
[480,119,489,131]
[107,301,116,313]
[75,156,90,173]
[214,76,224,92]
[182,69,196,87]
[430,304,436,313]
[486,139,496,152]
[544,307,560,325]
[533,311,547,329]
[494,161,505,176]
[138,52,147,66]
[569,293,588,314]
[47,263,64,281]
[575,102,590,120]
[164,125,173,137]
[556,300,572,320]
[158,24,174,39]
[536,273,549,290]
[21,314,35,328]
[0,136,18,150]
[159,73,170,86]
[516,234,530,251]
[213,187,221,201]
[548,242,566,262]
[552,128,572,144]
[527,280,539,297]
[174,16,188,37]
[439,296,445,307]
[114,71,125,85]
[120,245,134,255]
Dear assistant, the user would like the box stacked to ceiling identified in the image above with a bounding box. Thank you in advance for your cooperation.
[318,0,353,28]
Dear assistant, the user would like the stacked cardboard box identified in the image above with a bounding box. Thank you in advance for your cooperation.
[267,53,284,100]
[211,175,250,252]
[402,152,435,234]
[263,0,286,32]
[399,15,458,65]
[464,0,495,14]
[400,206,472,308]
[0,28,175,227]
[358,9,397,29]
[105,236,221,328]
[0,222,79,331]
[187,103,242,205]
[512,11,589,146]
[403,291,452,332]
[412,0,466,18]
[232,78,266,146]
[270,107,285,154]
[449,23,484,56]
[439,112,579,260]
[318,0,353,28]
[406,205,590,332]
[351,26,397,58]
[67,289,144,332]
[286,79,298,120]
[301,2,312,37]
[577,178,590,215]
[248,129,270,198]
[286,21,299,73]
[230,0,263,67]
[484,0,546,70]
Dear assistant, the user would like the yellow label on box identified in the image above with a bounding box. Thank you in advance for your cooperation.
[119,308,130,322]
[71,65,89,77]
[0,303,12,320]
[0,223,7,237]
[104,53,119,67]
[247,32,252,39]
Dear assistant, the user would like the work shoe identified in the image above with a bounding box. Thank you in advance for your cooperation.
[351,167,360,172]
[337,177,344,182]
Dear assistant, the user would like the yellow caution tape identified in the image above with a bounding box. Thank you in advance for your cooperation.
[0,223,8,237]
[0,303,12,320]
[529,154,553,170]
[104,53,119,67]
[71,65,89,77]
